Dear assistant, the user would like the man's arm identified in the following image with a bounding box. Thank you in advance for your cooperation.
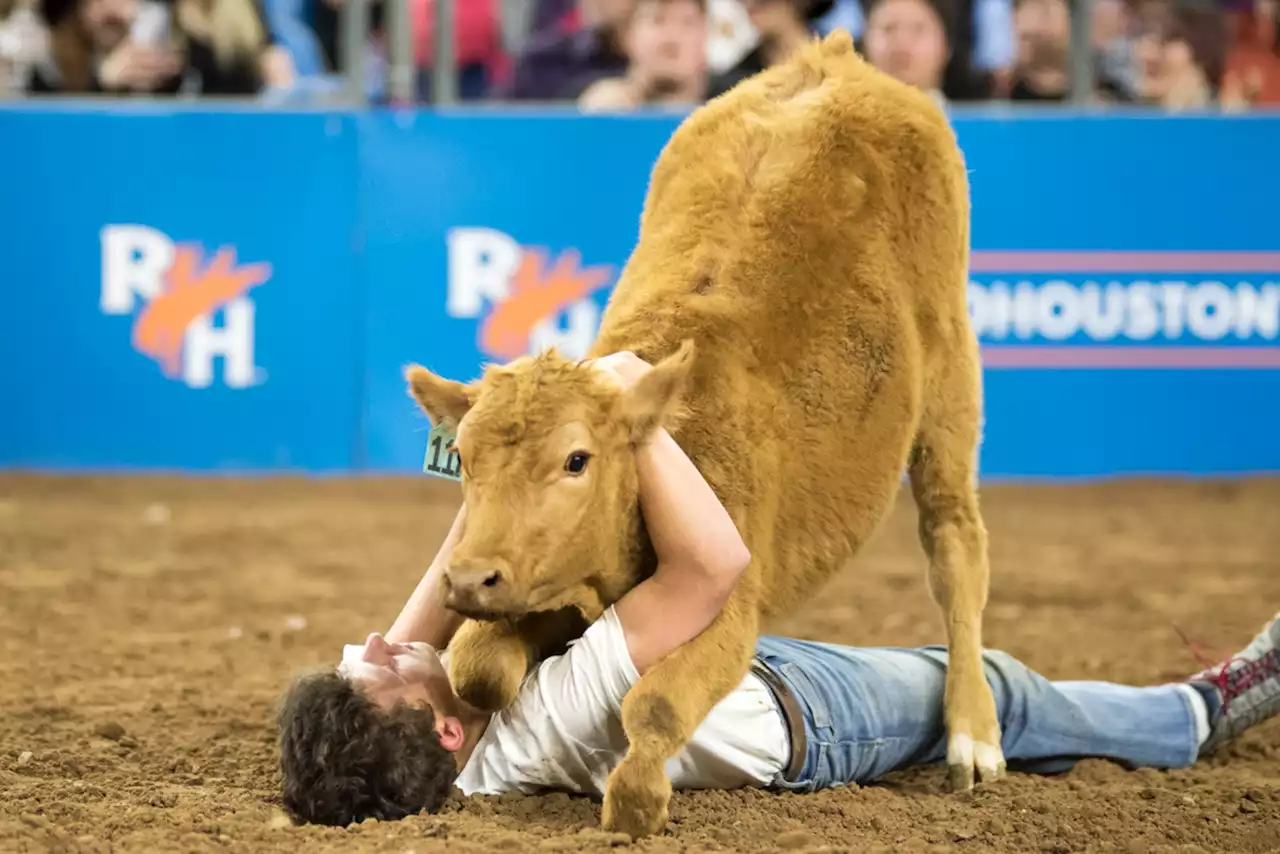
[600,355,752,675]
[384,504,468,649]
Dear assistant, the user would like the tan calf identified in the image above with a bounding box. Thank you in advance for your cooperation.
[406,30,1003,838]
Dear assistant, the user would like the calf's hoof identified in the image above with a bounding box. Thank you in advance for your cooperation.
[946,732,1006,792]
[601,756,672,840]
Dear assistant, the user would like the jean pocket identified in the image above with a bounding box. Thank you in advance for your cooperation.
[778,661,832,734]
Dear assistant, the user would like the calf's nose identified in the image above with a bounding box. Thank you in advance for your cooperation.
[443,559,509,614]
[446,566,504,594]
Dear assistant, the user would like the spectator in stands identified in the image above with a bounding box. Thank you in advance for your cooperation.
[527,0,584,37]
[863,0,1001,101]
[1090,0,1142,101]
[0,0,48,92]
[272,0,375,81]
[705,0,828,98]
[966,0,1014,91]
[266,0,391,102]
[1221,0,1277,105]
[706,0,760,79]
[29,0,182,92]
[1133,0,1229,109]
[816,0,1014,95]
[412,0,508,101]
[1008,0,1069,99]
[28,0,293,95]
[176,0,295,93]
[497,0,633,100]
[578,0,707,109]
[860,0,951,105]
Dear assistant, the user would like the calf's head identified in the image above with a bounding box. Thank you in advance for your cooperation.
[405,341,695,621]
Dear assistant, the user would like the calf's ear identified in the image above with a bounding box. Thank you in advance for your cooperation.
[620,339,696,444]
[404,364,475,426]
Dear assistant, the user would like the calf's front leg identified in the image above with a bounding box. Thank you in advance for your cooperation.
[448,610,591,712]
[447,618,529,712]
[602,593,758,839]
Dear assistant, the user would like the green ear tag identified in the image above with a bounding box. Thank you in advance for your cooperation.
[422,421,462,482]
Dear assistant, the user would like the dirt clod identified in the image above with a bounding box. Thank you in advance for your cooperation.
[94,722,125,741]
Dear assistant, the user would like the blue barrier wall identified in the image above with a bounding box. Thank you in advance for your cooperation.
[2,105,364,471]
[3,103,1278,479]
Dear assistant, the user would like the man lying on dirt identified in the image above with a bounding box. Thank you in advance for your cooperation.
[276,352,1280,828]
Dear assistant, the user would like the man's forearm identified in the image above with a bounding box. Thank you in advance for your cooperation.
[385,505,467,649]
[610,424,751,673]
[636,428,749,582]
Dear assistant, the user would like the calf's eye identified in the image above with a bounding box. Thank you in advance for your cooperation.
[564,451,591,475]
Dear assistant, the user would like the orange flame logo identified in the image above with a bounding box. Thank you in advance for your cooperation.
[131,245,271,377]
[478,248,613,361]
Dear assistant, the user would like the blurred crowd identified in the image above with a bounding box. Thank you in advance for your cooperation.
[0,0,1276,107]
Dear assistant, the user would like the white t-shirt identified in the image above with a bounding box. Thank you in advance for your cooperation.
[454,606,791,797]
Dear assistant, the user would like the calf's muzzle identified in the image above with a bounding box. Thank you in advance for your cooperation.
[443,558,511,619]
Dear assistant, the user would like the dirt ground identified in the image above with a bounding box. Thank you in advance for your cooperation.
[2,474,1280,854]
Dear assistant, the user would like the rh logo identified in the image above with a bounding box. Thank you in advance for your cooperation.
[100,225,272,389]
[446,227,615,362]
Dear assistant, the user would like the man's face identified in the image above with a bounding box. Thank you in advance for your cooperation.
[626,0,707,90]
[340,634,465,751]
[863,0,948,91]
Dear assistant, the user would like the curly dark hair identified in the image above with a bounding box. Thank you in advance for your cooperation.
[276,669,458,826]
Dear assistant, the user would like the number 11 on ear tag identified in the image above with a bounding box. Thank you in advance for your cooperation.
[423,421,462,482]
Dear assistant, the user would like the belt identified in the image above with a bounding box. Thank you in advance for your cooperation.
[750,659,808,783]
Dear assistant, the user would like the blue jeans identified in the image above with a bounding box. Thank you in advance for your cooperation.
[754,636,1201,792]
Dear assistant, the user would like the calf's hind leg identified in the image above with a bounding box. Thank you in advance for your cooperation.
[907,341,1006,792]
[603,596,758,839]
